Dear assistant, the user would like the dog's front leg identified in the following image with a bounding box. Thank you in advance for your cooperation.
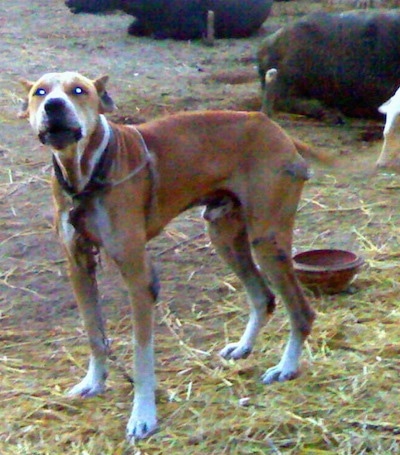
[113,244,159,442]
[58,212,109,398]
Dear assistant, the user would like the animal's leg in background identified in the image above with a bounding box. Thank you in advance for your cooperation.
[204,201,276,360]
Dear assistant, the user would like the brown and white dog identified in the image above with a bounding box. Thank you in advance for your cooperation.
[20,71,317,441]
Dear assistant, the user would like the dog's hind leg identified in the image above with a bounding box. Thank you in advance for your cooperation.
[246,171,316,384]
[251,230,315,384]
[204,201,276,361]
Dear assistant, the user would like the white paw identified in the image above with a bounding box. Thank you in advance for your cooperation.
[219,343,252,360]
[261,364,300,385]
[67,377,106,398]
[126,414,158,442]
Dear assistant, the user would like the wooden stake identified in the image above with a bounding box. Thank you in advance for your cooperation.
[204,10,215,46]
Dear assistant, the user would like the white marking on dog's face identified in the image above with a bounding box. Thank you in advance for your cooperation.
[26,72,101,150]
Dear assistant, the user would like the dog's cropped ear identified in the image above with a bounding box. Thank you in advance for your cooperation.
[18,78,34,118]
[94,75,116,113]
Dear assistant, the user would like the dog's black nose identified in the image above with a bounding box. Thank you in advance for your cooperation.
[45,98,66,115]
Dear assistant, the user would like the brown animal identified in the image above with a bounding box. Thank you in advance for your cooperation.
[20,71,317,442]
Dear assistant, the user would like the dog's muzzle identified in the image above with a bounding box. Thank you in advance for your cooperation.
[38,98,82,149]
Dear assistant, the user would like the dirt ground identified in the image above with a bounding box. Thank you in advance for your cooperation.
[1,1,400,454]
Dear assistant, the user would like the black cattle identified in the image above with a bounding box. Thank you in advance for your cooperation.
[65,0,273,40]
[258,10,400,119]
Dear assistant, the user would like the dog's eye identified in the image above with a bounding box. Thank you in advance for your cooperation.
[72,86,86,95]
[34,88,47,96]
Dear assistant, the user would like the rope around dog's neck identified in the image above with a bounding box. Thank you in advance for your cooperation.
[111,125,153,188]
[53,120,158,241]
[52,123,154,200]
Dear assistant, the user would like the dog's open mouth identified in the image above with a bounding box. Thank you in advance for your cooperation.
[39,125,82,149]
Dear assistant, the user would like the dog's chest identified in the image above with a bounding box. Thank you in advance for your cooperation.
[66,197,112,247]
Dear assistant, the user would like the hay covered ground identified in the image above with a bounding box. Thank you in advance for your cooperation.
[1,1,400,453]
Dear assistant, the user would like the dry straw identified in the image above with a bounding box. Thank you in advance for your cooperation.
[2,1,400,453]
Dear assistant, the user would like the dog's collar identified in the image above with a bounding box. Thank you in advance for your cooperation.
[52,124,115,201]
[52,121,153,201]
[112,125,153,187]
[86,114,111,176]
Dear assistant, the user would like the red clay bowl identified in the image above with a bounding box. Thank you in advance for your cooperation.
[293,249,364,295]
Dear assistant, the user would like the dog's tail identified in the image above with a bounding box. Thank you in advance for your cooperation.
[291,137,335,165]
